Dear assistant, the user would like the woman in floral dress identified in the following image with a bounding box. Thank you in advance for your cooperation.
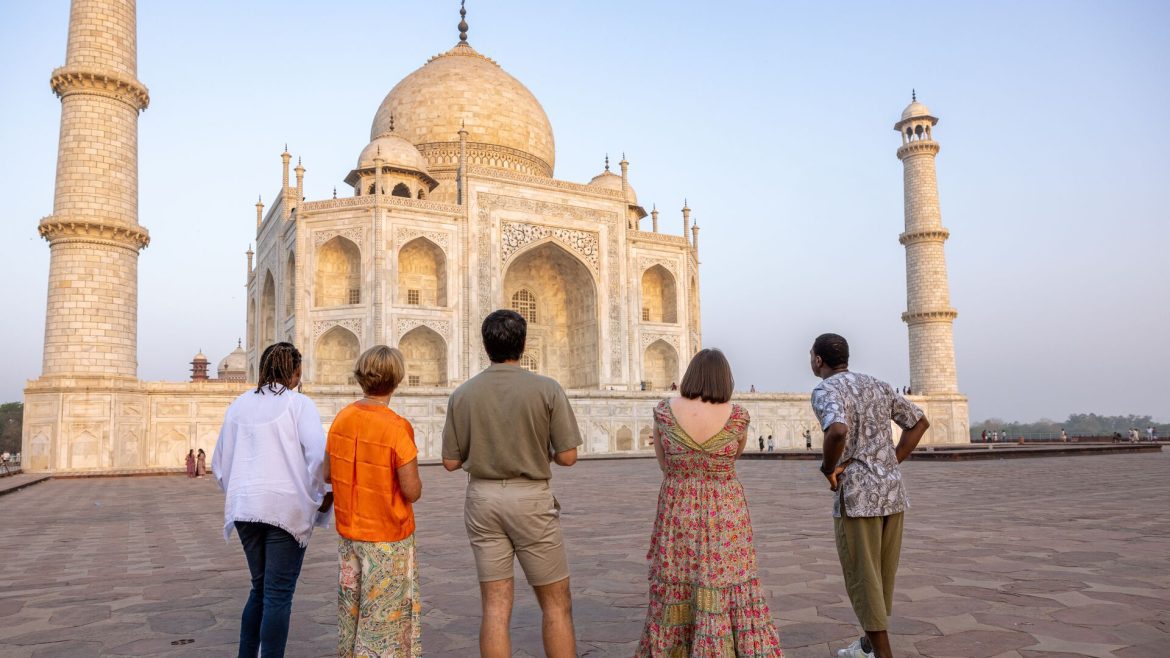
[638,349,783,657]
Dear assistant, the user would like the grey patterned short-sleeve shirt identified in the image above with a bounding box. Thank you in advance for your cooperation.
[811,372,924,518]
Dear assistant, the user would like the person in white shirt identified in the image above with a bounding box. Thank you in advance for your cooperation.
[212,342,328,658]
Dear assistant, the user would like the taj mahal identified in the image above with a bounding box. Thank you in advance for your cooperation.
[22,0,968,474]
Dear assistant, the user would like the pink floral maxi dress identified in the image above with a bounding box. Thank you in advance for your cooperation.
[637,401,783,657]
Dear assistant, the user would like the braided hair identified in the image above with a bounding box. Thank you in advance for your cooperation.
[255,342,302,395]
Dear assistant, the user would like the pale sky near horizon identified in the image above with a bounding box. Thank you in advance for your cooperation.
[1,1,1167,423]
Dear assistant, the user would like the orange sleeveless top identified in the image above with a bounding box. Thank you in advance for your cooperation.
[327,402,418,542]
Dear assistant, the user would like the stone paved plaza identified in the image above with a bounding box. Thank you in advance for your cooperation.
[2,452,1168,657]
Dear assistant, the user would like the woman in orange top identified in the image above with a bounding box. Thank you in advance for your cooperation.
[324,345,423,657]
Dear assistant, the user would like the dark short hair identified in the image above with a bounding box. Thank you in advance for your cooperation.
[256,342,302,394]
[813,333,849,368]
[482,310,527,363]
[679,348,734,404]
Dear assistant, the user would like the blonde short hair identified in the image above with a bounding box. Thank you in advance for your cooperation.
[353,345,406,396]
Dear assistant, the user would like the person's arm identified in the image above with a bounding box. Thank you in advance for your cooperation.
[397,459,422,502]
[734,434,748,459]
[552,448,577,466]
[889,384,928,463]
[548,386,583,468]
[440,395,465,472]
[211,421,229,492]
[652,424,667,472]
[820,422,849,490]
[811,387,848,490]
[734,406,751,459]
[895,416,929,463]
[296,398,328,499]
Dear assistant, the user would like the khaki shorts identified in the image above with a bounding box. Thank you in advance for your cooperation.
[464,476,569,586]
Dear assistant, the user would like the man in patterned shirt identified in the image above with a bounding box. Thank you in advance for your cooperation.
[810,333,930,658]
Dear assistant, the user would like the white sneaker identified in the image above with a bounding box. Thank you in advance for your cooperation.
[836,638,875,658]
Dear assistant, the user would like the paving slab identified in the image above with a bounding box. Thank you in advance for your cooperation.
[0,453,1168,656]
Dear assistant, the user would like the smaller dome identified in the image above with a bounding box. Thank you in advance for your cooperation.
[357,131,430,174]
[588,170,638,205]
[901,100,932,121]
[192,351,208,362]
[218,345,246,374]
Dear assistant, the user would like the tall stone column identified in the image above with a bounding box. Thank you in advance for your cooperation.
[895,95,958,394]
[39,0,150,379]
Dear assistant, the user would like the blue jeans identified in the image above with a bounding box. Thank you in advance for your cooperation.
[235,521,307,658]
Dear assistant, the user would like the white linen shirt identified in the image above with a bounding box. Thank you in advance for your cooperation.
[212,384,327,547]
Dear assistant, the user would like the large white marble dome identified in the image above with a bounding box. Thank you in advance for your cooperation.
[370,42,556,177]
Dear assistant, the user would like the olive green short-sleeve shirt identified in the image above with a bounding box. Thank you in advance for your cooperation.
[442,363,583,480]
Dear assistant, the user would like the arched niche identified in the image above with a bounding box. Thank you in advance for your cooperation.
[284,252,296,317]
[260,270,276,346]
[643,339,679,391]
[315,236,361,307]
[689,276,700,331]
[398,237,447,307]
[391,182,411,198]
[399,326,448,387]
[641,265,678,323]
[616,426,634,452]
[503,242,598,389]
[247,295,256,349]
[316,326,359,385]
[639,425,653,449]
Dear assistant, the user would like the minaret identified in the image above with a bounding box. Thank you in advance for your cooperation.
[895,92,958,394]
[280,146,291,219]
[682,200,691,245]
[190,351,209,382]
[39,0,150,379]
[294,157,305,213]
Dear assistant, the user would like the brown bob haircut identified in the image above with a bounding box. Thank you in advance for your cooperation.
[679,348,735,403]
[352,345,406,396]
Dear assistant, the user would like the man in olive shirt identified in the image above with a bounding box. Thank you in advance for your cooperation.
[442,309,582,658]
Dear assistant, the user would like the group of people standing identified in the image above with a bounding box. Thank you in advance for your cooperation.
[211,312,926,658]
[185,448,207,478]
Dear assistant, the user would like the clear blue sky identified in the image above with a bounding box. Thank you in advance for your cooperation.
[1,1,1167,423]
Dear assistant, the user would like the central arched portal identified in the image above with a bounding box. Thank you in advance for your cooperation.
[503,242,599,389]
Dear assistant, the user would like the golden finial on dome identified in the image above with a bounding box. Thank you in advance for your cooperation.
[604,154,610,172]
[912,88,917,102]
[458,0,469,44]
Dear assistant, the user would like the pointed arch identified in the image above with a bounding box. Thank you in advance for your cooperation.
[616,425,634,452]
[399,326,448,387]
[315,326,360,385]
[639,425,653,449]
[284,251,296,317]
[315,236,361,307]
[641,265,678,324]
[391,182,411,198]
[503,242,598,388]
[260,270,276,346]
[398,237,447,307]
[642,339,679,391]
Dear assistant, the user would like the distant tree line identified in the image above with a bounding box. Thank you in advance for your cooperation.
[1,402,21,455]
[971,413,1168,440]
